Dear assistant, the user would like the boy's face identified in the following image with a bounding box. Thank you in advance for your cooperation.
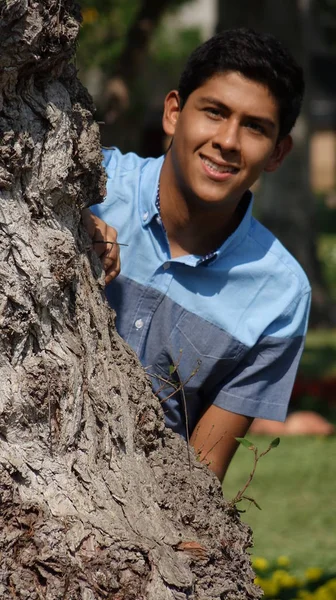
[163,71,292,210]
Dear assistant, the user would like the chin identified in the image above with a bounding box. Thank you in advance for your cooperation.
[192,188,233,208]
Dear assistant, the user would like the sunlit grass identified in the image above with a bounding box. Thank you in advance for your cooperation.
[223,435,336,575]
[319,234,336,301]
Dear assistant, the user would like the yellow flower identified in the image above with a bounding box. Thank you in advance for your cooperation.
[305,568,324,582]
[325,579,336,594]
[261,579,280,597]
[272,569,288,582]
[277,555,290,568]
[253,556,269,571]
[296,592,313,600]
[272,569,298,588]
[272,569,300,588]
[282,573,299,588]
[254,576,263,587]
[314,585,334,600]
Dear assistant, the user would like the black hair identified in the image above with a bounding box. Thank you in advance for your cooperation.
[178,28,305,140]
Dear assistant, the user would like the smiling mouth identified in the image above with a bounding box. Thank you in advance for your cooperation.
[200,155,239,174]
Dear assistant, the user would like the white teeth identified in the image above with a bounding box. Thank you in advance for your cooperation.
[202,157,237,173]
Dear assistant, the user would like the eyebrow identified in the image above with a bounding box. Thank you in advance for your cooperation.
[198,96,277,131]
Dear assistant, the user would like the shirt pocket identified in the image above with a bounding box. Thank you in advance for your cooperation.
[152,310,244,395]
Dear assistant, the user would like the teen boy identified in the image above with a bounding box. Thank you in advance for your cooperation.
[83,28,311,481]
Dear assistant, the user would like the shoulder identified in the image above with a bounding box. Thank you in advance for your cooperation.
[102,147,146,176]
[102,147,162,180]
[248,217,311,297]
[91,148,163,223]
[101,148,164,204]
[224,217,312,342]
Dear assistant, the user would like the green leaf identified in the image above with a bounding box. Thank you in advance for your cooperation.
[169,364,175,375]
[236,437,255,450]
[270,437,280,448]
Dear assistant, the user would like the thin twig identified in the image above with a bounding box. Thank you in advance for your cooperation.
[91,240,129,247]
[147,353,201,493]
[176,363,192,476]
[195,423,215,455]
[229,442,276,508]
[146,361,200,404]
[230,446,258,505]
[202,433,226,464]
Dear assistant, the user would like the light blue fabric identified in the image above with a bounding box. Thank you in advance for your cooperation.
[91,148,311,438]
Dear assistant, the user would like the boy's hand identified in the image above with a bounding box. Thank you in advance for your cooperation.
[82,209,120,284]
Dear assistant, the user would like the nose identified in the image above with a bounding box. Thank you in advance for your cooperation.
[212,118,241,154]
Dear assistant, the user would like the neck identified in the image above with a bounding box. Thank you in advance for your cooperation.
[159,153,243,259]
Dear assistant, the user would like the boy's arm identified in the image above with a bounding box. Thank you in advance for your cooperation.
[190,406,253,482]
[192,290,311,483]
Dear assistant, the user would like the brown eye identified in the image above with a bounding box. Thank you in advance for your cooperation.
[205,108,221,118]
[245,121,264,134]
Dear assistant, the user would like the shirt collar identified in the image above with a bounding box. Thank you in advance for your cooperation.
[139,155,164,227]
[197,190,253,265]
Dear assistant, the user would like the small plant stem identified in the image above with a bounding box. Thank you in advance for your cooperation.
[229,440,278,509]
[230,447,258,505]
[201,434,225,464]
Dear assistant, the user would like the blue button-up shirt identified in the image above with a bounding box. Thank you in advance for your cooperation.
[91,148,311,438]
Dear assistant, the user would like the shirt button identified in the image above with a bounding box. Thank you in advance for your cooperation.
[135,318,144,329]
[143,211,149,221]
[163,261,171,270]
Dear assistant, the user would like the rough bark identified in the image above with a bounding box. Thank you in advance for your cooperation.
[0,2,260,599]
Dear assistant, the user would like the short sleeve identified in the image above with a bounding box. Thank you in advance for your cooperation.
[212,290,311,421]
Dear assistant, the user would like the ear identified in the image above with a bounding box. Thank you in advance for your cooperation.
[162,90,181,137]
[264,135,293,173]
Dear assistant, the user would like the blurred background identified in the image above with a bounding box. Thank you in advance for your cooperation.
[76,0,336,591]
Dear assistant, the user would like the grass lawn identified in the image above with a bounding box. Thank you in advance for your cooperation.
[319,233,336,303]
[223,435,336,575]
[300,328,336,380]
[221,214,336,578]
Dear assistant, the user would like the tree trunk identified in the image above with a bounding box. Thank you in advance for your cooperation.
[99,0,182,148]
[217,0,335,325]
[0,2,260,598]
[116,0,174,84]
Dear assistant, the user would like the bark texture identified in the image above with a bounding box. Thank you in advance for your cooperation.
[0,2,261,598]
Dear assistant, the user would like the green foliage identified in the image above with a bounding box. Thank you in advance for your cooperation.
[76,0,201,76]
[77,0,140,72]
[236,437,255,449]
[300,327,336,379]
[319,234,336,302]
[151,24,202,66]
[76,0,204,152]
